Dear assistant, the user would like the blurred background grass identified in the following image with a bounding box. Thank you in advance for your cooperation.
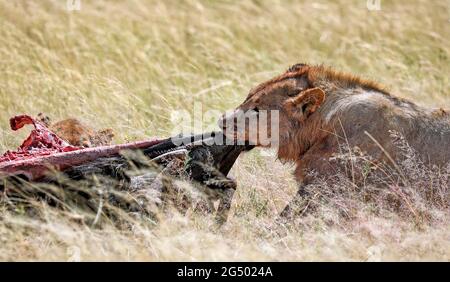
[0,0,448,261]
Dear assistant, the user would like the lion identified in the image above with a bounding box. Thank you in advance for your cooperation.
[38,113,114,147]
[220,64,449,216]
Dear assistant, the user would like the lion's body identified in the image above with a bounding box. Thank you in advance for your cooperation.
[290,86,450,183]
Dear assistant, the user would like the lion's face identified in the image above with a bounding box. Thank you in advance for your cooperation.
[220,74,325,147]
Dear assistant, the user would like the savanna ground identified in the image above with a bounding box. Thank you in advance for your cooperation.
[0,0,449,261]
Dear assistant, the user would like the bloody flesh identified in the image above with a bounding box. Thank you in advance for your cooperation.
[0,115,80,163]
[0,115,162,181]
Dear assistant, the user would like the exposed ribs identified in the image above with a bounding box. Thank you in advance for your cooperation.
[0,115,161,180]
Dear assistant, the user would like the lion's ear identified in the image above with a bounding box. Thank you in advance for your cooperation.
[292,87,326,118]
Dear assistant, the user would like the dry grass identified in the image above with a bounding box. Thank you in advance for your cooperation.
[0,0,449,261]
